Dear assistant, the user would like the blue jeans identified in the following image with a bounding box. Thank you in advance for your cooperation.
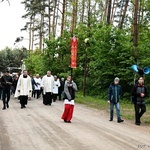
[110,102,121,119]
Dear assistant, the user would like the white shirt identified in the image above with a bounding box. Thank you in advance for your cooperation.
[41,75,55,94]
[14,75,32,97]
[64,99,74,105]
[34,77,42,90]
[53,79,60,94]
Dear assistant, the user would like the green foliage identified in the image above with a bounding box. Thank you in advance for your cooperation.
[76,92,108,110]
[24,49,45,76]
[24,21,150,98]
[73,24,134,96]
[0,47,27,72]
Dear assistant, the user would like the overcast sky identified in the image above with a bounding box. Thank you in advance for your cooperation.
[0,0,29,50]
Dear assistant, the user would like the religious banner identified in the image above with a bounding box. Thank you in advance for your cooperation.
[70,37,78,68]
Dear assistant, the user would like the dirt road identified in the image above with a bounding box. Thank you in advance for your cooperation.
[0,97,150,150]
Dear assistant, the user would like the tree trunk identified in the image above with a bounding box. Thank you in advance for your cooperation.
[133,0,138,63]
[70,0,77,35]
[107,0,112,24]
[102,0,108,23]
[52,0,57,37]
[55,1,59,37]
[31,15,35,51]
[81,0,85,23]
[60,0,66,36]
[87,0,91,29]
[119,0,129,29]
[48,0,51,40]
[39,12,44,51]
[28,17,32,53]
[110,0,117,23]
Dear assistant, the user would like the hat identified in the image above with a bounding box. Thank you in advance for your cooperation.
[114,77,120,82]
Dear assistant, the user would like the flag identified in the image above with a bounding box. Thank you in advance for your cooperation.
[70,37,78,68]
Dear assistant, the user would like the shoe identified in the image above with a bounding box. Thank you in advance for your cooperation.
[7,104,9,108]
[64,120,71,123]
[109,118,113,121]
[117,119,124,123]
[2,107,6,110]
[21,106,24,109]
[23,105,26,108]
[135,122,140,126]
[67,121,71,123]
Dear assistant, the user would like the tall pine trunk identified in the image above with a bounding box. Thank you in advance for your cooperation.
[52,0,57,37]
[60,0,66,36]
[133,0,138,63]
[70,0,77,35]
[118,0,129,29]
[107,0,112,24]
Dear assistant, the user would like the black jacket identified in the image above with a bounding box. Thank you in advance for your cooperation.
[1,75,13,88]
[131,83,148,104]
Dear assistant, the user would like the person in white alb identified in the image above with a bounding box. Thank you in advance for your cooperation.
[14,70,32,109]
[34,74,42,99]
[41,71,55,105]
[53,76,60,102]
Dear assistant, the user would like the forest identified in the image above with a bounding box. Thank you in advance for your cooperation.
[1,0,150,99]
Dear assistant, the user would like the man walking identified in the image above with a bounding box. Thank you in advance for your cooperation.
[131,77,148,125]
[0,75,3,100]
[41,71,55,105]
[1,70,13,110]
[107,77,124,123]
[14,70,32,109]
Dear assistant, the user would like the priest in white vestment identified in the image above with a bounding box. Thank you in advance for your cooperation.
[14,70,32,109]
[41,71,55,105]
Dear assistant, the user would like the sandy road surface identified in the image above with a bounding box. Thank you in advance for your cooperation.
[0,97,150,150]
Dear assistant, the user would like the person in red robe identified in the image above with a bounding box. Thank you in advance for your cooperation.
[61,75,77,123]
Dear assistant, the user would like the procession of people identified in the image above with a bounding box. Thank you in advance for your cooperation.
[0,68,149,125]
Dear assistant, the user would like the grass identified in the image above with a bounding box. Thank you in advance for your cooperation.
[75,92,150,125]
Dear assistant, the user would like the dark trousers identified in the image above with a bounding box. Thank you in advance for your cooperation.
[0,88,3,99]
[2,87,11,108]
[34,90,40,99]
[53,94,58,102]
[44,92,53,105]
[134,104,146,124]
[20,96,28,107]
[58,88,61,100]
[32,89,35,97]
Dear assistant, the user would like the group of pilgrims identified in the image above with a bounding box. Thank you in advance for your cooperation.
[0,70,77,123]
[1,69,147,126]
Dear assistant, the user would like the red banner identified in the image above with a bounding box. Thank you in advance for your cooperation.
[71,37,78,68]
